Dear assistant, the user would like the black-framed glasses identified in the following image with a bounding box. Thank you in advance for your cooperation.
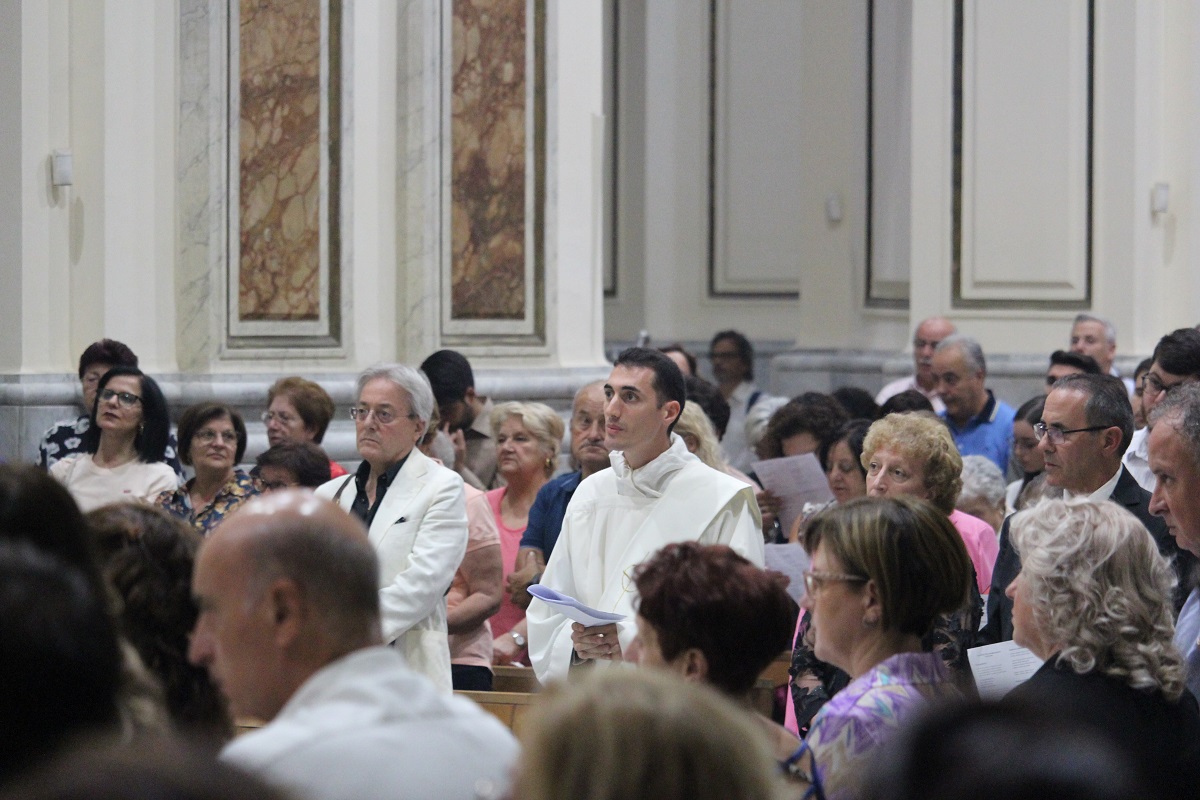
[98,388,142,408]
[1033,421,1109,446]
[802,570,868,595]
[1142,372,1187,399]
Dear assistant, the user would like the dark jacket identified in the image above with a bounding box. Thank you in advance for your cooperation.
[981,466,1193,645]
[1008,658,1200,800]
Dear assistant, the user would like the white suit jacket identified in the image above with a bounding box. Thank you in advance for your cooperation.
[317,448,468,693]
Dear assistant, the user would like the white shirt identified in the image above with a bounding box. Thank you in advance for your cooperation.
[223,647,518,800]
[49,454,178,512]
[721,381,766,472]
[875,375,946,414]
[1122,427,1154,492]
[527,435,764,684]
[1065,465,1122,503]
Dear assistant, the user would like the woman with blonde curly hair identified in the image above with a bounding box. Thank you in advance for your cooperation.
[487,402,565,667]
[1005,497,1200,795]
[862,412,996,594]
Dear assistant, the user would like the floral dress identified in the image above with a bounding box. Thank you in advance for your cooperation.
[156,468,259,535]
[805,652,963,800]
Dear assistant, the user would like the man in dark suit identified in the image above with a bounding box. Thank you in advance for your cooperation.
[982,373,1191,644]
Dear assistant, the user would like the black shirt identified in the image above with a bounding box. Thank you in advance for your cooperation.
[350,455,409,526]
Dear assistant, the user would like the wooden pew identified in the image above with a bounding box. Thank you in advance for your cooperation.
[492,665,541,693]
[456,690,540,736]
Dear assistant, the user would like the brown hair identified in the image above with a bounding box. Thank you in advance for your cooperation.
[268,377,337,443]
[804,496,972,637]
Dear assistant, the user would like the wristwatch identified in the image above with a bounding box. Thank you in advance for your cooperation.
[510,630,527,648]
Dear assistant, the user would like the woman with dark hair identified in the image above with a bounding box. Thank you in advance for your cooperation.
[818,419,872,507]
[88,503,231,744]
[157,403,258,535]
[0,464,169,744]
[49,367,177,512]
[628,542,801,777]
[1006,395,1045,514]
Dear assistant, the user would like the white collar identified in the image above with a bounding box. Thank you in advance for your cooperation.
[609,434,698,499]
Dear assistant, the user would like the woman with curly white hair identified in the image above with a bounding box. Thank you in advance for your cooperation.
[1005,497,1200,796]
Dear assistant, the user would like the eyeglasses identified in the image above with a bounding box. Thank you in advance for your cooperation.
[349,406,418,425]
[1011,436,1040,451]
[802,570,868,595]
[256,478,296,492]
[1142,372,1187,399]
[261,410,299,426]
[194,429,239,445]
[1033,421,1109,445]
[707,350,740,362]
[98,388,142,408]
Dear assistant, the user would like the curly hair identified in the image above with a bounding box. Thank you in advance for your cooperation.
[757,394,849,460]
[862,413,962,514]
[1009,498,1185,701]
[87,503,231,739]
[632,542,793,696]
[491,402,566,478]
[672,403,725,471]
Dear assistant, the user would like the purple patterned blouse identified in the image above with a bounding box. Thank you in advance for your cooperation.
[806,651,962,800]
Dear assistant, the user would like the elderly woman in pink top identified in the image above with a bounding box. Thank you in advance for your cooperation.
[487,402,565,667]
[861,412,997,594]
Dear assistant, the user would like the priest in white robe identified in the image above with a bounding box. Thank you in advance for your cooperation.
[527,348,763,684]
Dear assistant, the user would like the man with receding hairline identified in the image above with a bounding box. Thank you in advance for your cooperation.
[876,316,956,413]
[190,491,516,800]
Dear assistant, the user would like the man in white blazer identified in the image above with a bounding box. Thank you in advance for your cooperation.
[316,364,468,692]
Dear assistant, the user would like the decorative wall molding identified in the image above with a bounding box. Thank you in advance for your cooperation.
[952,0,1094,308]
[706,0,803,299]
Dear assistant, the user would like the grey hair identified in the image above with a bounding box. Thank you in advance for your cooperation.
[1074,313,1117,345]
[1010,497,1184,701]
[573,379,606,406]
[244,506,381,650]
[1051,373,1134,456]
[958,455,1006,508]
[356,364,435,425]
[1149,382,1200,468]
[935,334,986,375]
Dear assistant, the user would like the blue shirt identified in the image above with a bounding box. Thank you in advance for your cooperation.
[940,390,1015,474]
[519,470,583,560]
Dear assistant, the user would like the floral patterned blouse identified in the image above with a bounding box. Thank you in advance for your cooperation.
[39,413,185,478]
[805,652,962,800]
[156,468,259,535]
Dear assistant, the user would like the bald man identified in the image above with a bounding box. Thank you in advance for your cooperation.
[876,317,956,413]
[189,492,517,800]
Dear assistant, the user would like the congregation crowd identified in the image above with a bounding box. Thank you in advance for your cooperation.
[6,314,1200,799]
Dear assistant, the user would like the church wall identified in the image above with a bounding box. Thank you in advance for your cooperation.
[607,0,1200,383]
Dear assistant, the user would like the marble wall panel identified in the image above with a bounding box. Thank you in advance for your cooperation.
[450,0,528,320]
[238,0,322,321]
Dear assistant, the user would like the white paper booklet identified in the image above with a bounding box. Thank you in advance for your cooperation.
[528,585,628,627]
[967,640,1045,700]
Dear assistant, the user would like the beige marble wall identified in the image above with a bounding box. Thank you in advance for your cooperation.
[450,0,528,321]
[238,0,322,322]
